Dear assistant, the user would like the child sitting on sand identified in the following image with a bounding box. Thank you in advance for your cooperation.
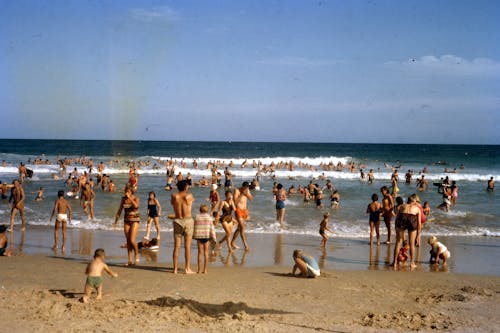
[0,225,12,257]
[193,204,216,274]
[397,240,410,265]
[82,248,118,303]
[292,249,320,278]
[319,212,333,248]
[428,236,451,266]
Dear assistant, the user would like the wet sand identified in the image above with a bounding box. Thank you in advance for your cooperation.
[6,226,500,275]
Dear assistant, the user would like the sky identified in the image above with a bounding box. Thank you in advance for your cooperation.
[1,0,499,144]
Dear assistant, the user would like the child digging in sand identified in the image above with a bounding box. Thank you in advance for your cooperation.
[82,248,118,303]
[428,236,451,266]
[397,240,410,266]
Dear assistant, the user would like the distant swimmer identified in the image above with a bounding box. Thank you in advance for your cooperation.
[487,177,494,192]
[367,169,374,184]
[416,175,428,191]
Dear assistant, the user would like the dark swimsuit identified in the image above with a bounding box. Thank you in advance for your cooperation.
[395,213,418,231]
[148,203,158,218]
[369,209,381,223]
[220,202,233,223]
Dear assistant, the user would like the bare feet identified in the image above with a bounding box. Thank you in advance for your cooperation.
[410,262,417,269]
[52,245,58,250]
[185,268,196,274]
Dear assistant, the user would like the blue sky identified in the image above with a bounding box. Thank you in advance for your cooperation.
[1,0,499,144]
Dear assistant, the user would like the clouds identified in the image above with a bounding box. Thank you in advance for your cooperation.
[385,55,500,77]
[129,6,180,23]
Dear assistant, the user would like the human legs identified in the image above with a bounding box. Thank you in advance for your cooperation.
[128,222,139,263]
[61,221,67,250]
[408,230,417,269]
[218,222,233,252]
[184,234,194,274]
[53,220,61,249]
[391,228,405,267]
[172,234,182,274]
[154,217,160,239]
[294,257,309,277]
[384,214,392,244]
[145,217,153,239]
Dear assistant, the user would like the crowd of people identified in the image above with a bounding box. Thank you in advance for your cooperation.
[1,156,496,286]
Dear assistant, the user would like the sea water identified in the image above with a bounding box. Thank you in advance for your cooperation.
[1,140,499,240]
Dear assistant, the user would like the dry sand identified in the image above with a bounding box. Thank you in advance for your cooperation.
[1,254,499,332]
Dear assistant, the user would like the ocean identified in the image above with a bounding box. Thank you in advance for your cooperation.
[1,139,499,240]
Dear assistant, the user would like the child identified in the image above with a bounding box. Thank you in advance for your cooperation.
[145,191,161,240]
[423,201,431,217]
[292,249,320,278]
[34,187,44,201]
[82,248,118,303]
[138,237,159,250]
[428,236,451,266]
[49,190,72,251]
[397,240,410,265]
[330,190,340,208]
[193,204,215,274]
[0,225,12,257]
[319,212,333,248]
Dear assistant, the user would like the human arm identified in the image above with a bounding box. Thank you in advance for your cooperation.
[156,198,162,216]
[114,199,124,230]
[104,263,118,278]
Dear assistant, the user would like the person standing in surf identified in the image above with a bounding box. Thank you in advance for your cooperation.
[231,181,253,251]
[50,190,72,251]
[170,179,195,274]
[380,186,394,244]
[8,179,26,232]
[275,183,286,226]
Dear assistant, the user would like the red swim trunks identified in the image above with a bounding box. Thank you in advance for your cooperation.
[235,208,248,220]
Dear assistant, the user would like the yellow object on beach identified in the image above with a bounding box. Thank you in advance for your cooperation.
[167,214,176,219]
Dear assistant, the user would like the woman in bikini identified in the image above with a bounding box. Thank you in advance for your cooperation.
[217,190,236,253]
[114,185,140,266]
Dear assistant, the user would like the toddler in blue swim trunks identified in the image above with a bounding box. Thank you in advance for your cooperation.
[82,248,118,303]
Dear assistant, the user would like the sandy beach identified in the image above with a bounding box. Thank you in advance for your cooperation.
[1,228,500,332]
[1,254,499,332]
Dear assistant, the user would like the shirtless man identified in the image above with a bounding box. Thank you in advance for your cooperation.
[380,186,394,244]
[417,175,428,191]
[18,163,27,183]
[8,180,26,231]
[50,190,72,250]
[171,179,195,274]
[80,183,95,220]
[231,181,253,251]
[487,177,494,192]
[367,169,374,184]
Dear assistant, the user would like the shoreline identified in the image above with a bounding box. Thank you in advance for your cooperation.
[4,225,500,276]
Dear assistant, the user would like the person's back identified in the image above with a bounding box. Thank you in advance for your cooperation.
[172,188,194,218]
